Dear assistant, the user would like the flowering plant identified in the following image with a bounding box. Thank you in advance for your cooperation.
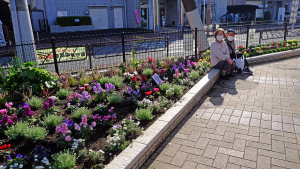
[30,145,52,168]
[0,144,11,159]
[93,83,114,102]
[43,97,60,116]
[4,102,15,115]
[78,91,92,107]
[74,114,96,140]
[4,154,27,169]
[0,114,17,129]
[129,76,139,90]
[71,138,85,152]
[123,87,140,105]
[93,104,108,114]
[92,113,116,127]
[56,123,73,149]
[140,82,153,91]
[138,98,153,109]
[66,103,77,113]
[66,92,80,105]
[147,56,156,64]
[140,75,147,82]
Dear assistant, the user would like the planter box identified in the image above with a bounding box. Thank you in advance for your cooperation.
[50,25,94,33]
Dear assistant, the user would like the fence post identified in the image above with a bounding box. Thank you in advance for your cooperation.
[259,29,263,44]
[284,22,288,41]
[88,44,92,69]
[121,32,126,63]
[195,27,198,59]
[51,37,59,75]
[166,37,169,57]
[246,25,250,49]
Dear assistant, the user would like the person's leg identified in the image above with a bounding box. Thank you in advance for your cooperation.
[243,58,253,74]
[213,60,230,79]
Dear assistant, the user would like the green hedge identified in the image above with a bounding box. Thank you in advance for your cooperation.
[56,16,92,27]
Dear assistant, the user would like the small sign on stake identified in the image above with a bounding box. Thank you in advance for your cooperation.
[152,73,163,85]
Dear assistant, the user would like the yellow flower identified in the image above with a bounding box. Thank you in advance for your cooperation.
[200,59,203,62]
[256,50,258,52]
[165,68,168,71]
[244,51,246,54]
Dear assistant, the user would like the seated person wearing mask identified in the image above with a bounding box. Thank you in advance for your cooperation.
[225,29,253,74]
[210,28,236,80]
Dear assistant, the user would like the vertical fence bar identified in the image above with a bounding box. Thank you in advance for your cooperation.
[246,25,250,48]
[166,36,169,57]
[284,22,288,41]
[51,37,59,75]
[121,32,126,63]
[195,27,198,59]
[259,29,263,44]
[88,44,92,69]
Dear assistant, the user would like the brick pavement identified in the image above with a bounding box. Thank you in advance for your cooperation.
[142,56,300,169]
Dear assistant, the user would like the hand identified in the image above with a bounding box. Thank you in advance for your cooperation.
[227,59,233,65]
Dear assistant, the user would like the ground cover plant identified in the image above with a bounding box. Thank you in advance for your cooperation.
[0,54,212,168]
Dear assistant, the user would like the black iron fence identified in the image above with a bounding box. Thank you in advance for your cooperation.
[1,22,300,75]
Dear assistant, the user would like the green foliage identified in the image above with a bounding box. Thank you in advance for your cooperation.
[173,85,184,97]
[88,149,105,162]
[152,103,160,112]
[56,89,72,99]
[1,56,57,94]
[111,75,124,88]
[159,96,172,110]
[79,77,92,86]
[72,107,91,119]
[27,96,43,110]
[68,77,76,86]
[56,16,92,27]
[5,122,47,142]
[165,88,175,98]
[142,69,154,77]
[136,109,154,121]
[188,70,200,81]
[52,150,77,169]
[107,93,123,105]
[99,76,111,85]
[159,82,171,92]
[41,114,63,129]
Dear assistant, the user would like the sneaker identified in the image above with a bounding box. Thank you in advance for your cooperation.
[243,67,253,74]
[221,75,230,80]
[227,73,236,77]
[238,69,244,74]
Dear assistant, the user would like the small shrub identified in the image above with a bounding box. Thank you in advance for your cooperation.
[99,77,111,85]
[52,150,77,169]
[152,103,160,112]
[142,69,154,77]
[111,75,123,88]
[5,122,47,142]
[27,96,43,110]
[159,82,171,92]
[68,78,76,86]
[72,107,91,119]
[159,96,172,110]
[79,77,92,86]
[56,89,72,99]
[173,85,183,97]
[188,70,200,81]
[138,98,152,109]
[56,16,92,27]
[107,93,123,105]
[41,114,63,129]
[88,149,105,162]
[136,109,154,121]
[166,88,175,98]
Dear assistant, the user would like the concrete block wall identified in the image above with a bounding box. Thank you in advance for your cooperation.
[166,0,178,26]
[126,0,140,28]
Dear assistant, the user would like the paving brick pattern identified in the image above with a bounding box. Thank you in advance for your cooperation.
[142,56,300,169]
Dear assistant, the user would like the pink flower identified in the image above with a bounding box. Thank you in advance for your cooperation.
[0,109,7,115]
[65,135,71,141]
[84,84,89,88]
[80,114,88,127]
[43,102,49,110]
[92,121,96,127]
[154,88,159,92]
[108,107,114,112]
[184,69,190,73]
[75,124,81,131]
[56,126,62,133]
[5,102,13,109]
[62,123,68,131]
[159,80,164,84]
[49,98,55,107]
[79,87,85,91]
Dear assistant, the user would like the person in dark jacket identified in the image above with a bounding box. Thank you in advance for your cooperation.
[224,29,253,74]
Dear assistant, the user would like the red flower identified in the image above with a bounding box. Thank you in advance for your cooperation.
[154,88,159,92]
[2,144,7,149]
[145,91,152,95]
[0,146,2,150]
[140,75,147,82]
[132,76,137,83]
[152,71,156,75]
[8,144,11,148]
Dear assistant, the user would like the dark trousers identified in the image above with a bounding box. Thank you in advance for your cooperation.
[213,60,235,73]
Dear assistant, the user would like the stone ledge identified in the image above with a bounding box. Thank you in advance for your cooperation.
[104,49,300,169]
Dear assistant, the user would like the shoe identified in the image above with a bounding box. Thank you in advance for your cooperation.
[221,75,230,80]
[227,73,235,77]
[243,67,253,74]
[238,69,244,74]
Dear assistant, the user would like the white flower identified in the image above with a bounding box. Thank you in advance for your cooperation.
[18,164,23,168]
[34,159,38,161]
[99,150,105,154]
[109,153,112,156]
[34,155,38,158]
[50,96,57,100]
[123,73,128,76]
[14,163,18,167]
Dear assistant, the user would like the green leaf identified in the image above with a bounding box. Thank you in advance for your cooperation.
[24,62,35,67]
[28,72,36,79]
[15,52,22,69]
[20,71,28,77]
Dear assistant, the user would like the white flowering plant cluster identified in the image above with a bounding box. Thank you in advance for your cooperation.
[158,96,173,110]
[197,60,212,74]
[71,139,85,152]
[137,98,152,109]
[3,154,27,169]
[181,78,195,87]
[107,117,143,152]
[30,146,52,169]
[88,149,105,162]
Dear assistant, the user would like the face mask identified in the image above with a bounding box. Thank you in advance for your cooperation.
[216,35,223,41]
[228,36,234,41]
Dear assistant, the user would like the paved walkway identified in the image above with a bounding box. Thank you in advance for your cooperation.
[142,56,300,169]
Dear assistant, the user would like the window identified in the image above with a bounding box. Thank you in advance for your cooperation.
[267,1,272,5]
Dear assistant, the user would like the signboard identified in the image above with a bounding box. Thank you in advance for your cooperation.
[248,29,256,45]
[290,0,300,23]
[278,7,285,24]
[57,11,67,17]
[183,34,193,52]
[255,9,263,18]
[37,47,87,64]
[152,73,163,84]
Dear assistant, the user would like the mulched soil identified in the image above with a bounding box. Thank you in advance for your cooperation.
[0,62,207,168]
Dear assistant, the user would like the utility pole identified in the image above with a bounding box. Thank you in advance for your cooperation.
[203,0,206,25]
[263,0,266,20]
[272,0,276,20]
[9,0,37,64]
[206,0,211,25]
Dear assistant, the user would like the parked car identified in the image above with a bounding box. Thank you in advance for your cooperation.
[284,11,300,21]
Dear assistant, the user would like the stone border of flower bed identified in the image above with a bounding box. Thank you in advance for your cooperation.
[105,48,300,169]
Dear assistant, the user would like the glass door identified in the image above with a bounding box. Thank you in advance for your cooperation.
[141,8,148,27]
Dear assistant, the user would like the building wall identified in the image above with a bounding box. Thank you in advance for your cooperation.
[126,0,140,28]
[228,0,247,5]
[166,0,178,26]
[215,0,227,23]
[246,1,262,5]
[44,0,57,26]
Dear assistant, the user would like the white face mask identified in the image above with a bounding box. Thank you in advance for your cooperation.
[216,35,224,41]
[228,36,234,41]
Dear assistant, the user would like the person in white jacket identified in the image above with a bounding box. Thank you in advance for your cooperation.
[210,28,236,80]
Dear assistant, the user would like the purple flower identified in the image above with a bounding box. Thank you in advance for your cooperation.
[187,60,191,67]
[112,124,120,130]
[171,64,177,70]
[24,106,30,113]
[130,116,132,120]
[92,121,96,127]
[67,103,71,107]
[44,102,49,110]
[49,98,55,107]
[109,107,114,112]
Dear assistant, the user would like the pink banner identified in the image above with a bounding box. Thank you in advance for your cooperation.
[134,9,140,24]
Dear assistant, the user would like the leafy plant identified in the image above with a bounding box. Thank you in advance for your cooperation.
[188,70,200,81]
[166,88,175,98]
[52,150,77,169]
[142,69,154,77]
[159,96,172,110]
[107,93,123,105]
[72,107,91,119]
[173,85,184,97]
[0,56,57,94]
[136,109,154,121]
[111,75,124,88]
[152,103,160,112]
[41,114,63,129]
[88,149,105,162]
[27,96,43,110]
[56,89,72,99]
[159,82,171,92]
[99,77,111,85]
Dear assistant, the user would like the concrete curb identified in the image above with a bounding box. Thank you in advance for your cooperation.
[104,48,300,169]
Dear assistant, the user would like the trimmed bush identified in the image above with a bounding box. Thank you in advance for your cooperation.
[41,114,63,129]
[72,107,91,119]
[56,16,92,27]
[27,96,43,110]
[136,109,154,121]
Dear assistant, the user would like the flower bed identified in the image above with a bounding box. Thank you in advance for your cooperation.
[0,55,211,168]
